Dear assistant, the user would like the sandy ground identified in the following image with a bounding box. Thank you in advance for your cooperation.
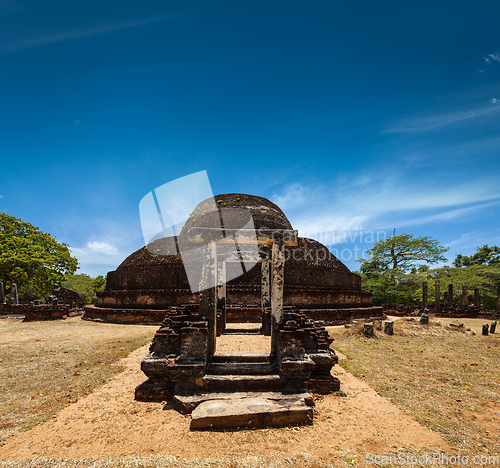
[0,328,450,462]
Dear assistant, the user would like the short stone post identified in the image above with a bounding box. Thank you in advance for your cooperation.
[10,283,18,305]
[422,282,428,309]
[363,323,374,337]
[0,282,5,304]
[435,280,440,310]
[448,284,453,307]
[384,320,394,335]
[420,313,429,324]
[474,289,480,307]
[270,239,285,356]
[482,323,489,336]
[490,321,497,334]
[199,242,217,359]
[462,286,469,308]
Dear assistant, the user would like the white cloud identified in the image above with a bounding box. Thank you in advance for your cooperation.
[484,57,492,65]
[86,241,118,256]
[385,103,500,133]
[492,98,499,104]
[1,16,170,52]
[488,53,500,63]
[269,169,500,243]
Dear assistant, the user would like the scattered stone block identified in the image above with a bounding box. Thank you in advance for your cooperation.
[490,321,496,334]
[482,323,489,336]
[384,320,394,335]
[449,322,464,328]
[363,323,374,337]
[420,313,429,324]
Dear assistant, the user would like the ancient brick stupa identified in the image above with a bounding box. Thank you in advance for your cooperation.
[83,193,382,324]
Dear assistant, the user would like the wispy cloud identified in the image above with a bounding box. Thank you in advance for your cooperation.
[385,102,500,133]
[488,53,500,63]
[270,169,500,240]
[1,16,169,52]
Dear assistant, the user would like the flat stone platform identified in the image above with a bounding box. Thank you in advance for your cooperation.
[188,393,313,430]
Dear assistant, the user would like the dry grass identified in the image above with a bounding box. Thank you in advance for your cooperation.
[0,317,156,444]
[0,454,337,468]
[329,317,500,458]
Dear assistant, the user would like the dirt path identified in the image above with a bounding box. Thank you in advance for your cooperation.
[0,331,450,463]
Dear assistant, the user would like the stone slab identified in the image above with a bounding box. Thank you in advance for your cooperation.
[174,390,313,414]
[190,396,313,430]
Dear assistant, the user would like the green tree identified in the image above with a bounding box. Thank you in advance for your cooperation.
[62,273,106,304]
[0,213,78,300]
[357,231,448,304]
[358,231,449,273]
[453,245,500,267]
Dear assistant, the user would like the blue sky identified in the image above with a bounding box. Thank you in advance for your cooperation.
[1,0,499,276]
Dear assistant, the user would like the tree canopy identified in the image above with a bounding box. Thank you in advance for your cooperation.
[358,231,449,273]
[454,245,500,267]
[0,213,78,300]
[62,273,106,304]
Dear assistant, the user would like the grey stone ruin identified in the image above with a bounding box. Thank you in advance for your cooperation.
[420,313,429,324]
[0,282,5,305]
[422,282,428,309]
[52,297,58,306]
[435,280,440,310]
[10,283,18,305]
[490,321,497,334]
[363,323,374,337]
[482,323,489,336]
[462,286,469,308]
[33,300,41,306]
[384,320,394,335]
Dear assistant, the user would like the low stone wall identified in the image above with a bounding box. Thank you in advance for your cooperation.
[84,303,384,326]
[383,303,499,320]
[83,305,168,324]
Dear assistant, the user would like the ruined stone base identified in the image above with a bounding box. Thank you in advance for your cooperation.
[134,379,175,402]
[190,394,313,430]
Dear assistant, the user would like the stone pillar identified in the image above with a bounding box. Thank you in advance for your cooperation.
[420,313,429,324]
[363,323,374,337]
[270,239,285,357]
[422,282,428,309]
[448,284,453,307]
[0,282,5,304]
[261,258,271,336]
[199,242,217,359]
[443,291,448,305]
[217,261,227,334]
[462,286,469,308]
[384,320,394,335]
[10,283,18,305]
[490,321,497,334]
[261,259,271,311]
[435,281,440,310]
[482,323,489,336]
[474,289,480,307]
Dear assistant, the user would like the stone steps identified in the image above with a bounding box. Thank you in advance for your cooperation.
[212,352,271,363]
[206,362,278,375]
[199,374,286,393]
